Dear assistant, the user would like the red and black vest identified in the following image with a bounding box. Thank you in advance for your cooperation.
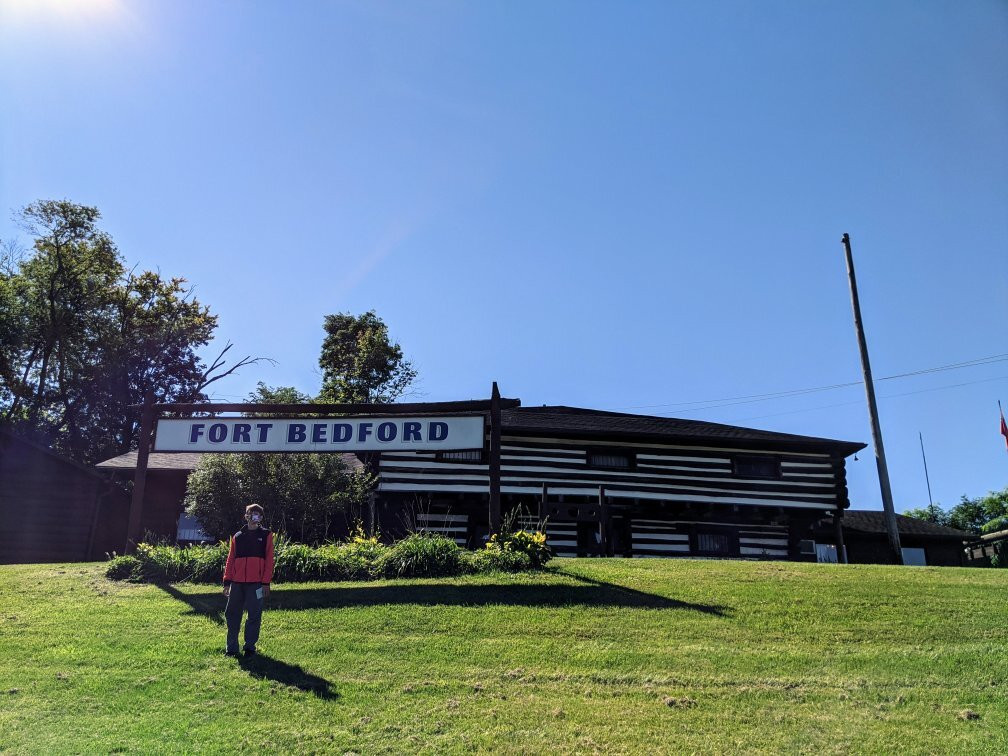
[223,527,275,585]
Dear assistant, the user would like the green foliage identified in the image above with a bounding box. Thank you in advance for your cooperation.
[343,521,386,563]
[317,310,417,404]
[485,505,552,567]
[182,455,247,543]
[902,505,949,525]
[377,533,463,578]
[272,540,322,582]
[485,530,551,568]
[464,548,533,573]
[904,485,1008,535]
[248,382,313,408]
[982,515,1008,535]
[185,451,375,545]
[0,200,257,464]
[104,555,143,581]
[990,543,1006,569]
[105,542,227,583]
[105,529,543,583]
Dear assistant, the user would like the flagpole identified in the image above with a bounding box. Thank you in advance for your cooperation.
[1000,400,1008,453]
[919,432,935,517]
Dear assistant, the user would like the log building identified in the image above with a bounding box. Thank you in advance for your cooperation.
[373,405,863,560]
[96,403,866,562]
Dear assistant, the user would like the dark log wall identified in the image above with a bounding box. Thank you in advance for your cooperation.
[843,534,965,567]
[376,433,846,559]
[379,434,846,506]
[0,434,103,563]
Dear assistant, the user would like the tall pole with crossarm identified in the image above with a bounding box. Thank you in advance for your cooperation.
[842,233,903,564]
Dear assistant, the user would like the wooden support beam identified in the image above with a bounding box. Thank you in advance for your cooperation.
[366,491,376,537]
[834,510,848,564]
[787,519,802,560]
[598,486,610,557]
[126,389,155,554]
[128,398,521,415]
[488,382,502,533]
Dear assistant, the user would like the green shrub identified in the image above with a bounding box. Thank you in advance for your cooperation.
[270,534,377,581]
[485,529,552,568]
[377,533,463,578]
[273,541,319,581]
[105,542,227,583]
[106,529,542,584]
[342,523,387,564]
[190,542,229,582]
[105,555,142,581]
[314,544,375,581]
[465,548,533,573]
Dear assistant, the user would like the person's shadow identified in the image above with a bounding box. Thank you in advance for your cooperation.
[156,585,339,700]
[237,653,339,700]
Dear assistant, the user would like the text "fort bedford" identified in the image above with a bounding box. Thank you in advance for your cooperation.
[153,416,486,453]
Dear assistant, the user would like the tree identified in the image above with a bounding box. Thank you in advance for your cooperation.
[247,381,313,408]
[904,485,1008,535]
[1,200,263,463]
[902,504,949,527]
[184,384,376,544]
[317,311,417,404]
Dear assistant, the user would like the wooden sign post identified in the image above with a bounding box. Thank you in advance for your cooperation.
[125,389,155,554]
[488,382,502,534]
[123,390,519,552]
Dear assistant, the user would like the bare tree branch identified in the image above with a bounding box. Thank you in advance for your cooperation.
[190,341,276,399]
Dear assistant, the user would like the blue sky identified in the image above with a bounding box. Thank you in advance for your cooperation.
[2,1,1006,512]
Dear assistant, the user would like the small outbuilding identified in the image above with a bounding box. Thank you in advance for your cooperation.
[816,510,970,566]
[0,427,128,563]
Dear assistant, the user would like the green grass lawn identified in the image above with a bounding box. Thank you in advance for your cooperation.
[0,559,1005,754]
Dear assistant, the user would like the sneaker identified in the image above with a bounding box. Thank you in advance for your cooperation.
[224,649,240,657]
[243,647,256,657]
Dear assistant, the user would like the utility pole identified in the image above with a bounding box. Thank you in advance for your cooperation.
[842,233,903,564]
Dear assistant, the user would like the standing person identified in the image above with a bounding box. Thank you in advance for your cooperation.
[223,504,275,657]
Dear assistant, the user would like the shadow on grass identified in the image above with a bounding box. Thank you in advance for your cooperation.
[237,653,340,700]
[155,586,339,700]
[158,576,728,618]
[160,583,225,625]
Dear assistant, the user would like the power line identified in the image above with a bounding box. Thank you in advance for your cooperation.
[613,353,1008,414]
[731,373,1008,423]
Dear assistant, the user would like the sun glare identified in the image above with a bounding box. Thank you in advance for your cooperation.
[0,0,129,29]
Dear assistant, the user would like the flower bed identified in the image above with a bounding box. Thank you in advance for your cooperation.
[105,528,552,583]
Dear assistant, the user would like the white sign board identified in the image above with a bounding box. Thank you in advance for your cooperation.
[154,416,485,453]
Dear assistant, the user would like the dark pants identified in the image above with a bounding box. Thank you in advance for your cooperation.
[225,582,263,653]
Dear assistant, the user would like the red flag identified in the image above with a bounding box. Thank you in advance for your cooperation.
[1001,403,1008,451]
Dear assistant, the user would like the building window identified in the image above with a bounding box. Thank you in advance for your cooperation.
[587,450,633,469]
[696,532,731,555]
[799,539,816,555]
[437,449,484,464]
[732,455,781,479]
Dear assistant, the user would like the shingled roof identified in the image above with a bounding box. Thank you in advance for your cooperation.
[833,510,971,538]
[501,406,865,456]
[92,404,864,469]
[95,450,365,472]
